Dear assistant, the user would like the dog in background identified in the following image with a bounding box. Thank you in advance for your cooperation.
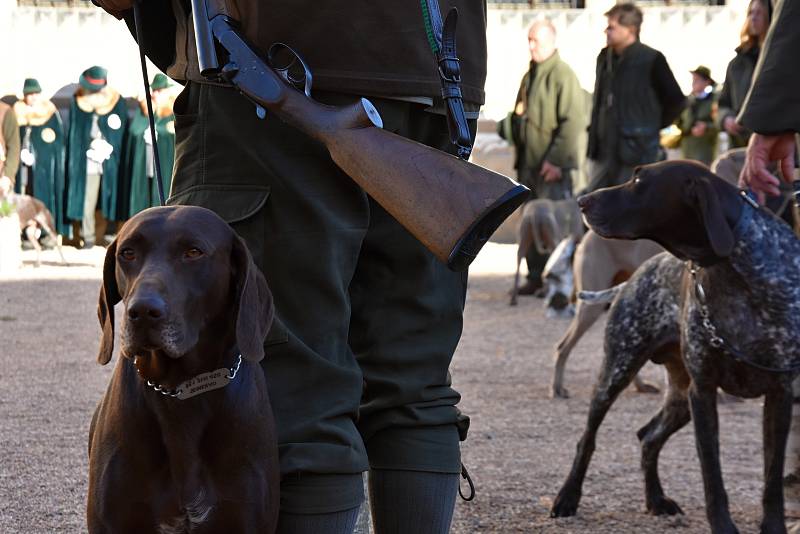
[510,198,584,306]
[550,229,662,398]
[0,179,66,266]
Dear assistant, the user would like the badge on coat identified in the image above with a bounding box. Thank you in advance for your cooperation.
[107,114,122,130]
[41,128,56,144]
[166,120,175,134]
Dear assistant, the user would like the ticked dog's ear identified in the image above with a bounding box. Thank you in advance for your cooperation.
[688,175,735,258]
[97,240,121,365]
[231,235,274,362]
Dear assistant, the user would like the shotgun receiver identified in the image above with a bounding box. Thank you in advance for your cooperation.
[192,0,528,271]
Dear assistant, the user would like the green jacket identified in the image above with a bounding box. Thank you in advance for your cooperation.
[14,100,68,234]
[677,91,718,165]
[65,90,128,222]
[122,105,175,218]
[498,52,584,181]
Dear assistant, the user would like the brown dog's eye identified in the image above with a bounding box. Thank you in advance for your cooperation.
[119,248,136,261]
[185,247,204,259]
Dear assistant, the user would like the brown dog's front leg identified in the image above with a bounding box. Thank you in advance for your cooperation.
[761,387,792,534]
[689,382,739,534]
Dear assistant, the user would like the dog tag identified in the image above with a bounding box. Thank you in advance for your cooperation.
[176,367,231,400]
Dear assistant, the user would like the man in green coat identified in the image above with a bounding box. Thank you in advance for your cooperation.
[498,18,584,294]
[676,66,718,166]
[14,78,69,235]
[123,73,176,217]
[65,66,128,248]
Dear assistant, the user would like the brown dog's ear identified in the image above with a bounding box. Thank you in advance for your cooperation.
[232,235,274,362]
[690,176,735,258]
[97,241,121,365]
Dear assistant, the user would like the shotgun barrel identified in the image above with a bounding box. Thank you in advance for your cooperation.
[197,7,528,271]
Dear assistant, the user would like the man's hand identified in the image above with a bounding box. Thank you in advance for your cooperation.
[540,160,562,183]
[691,122,707,137]
[739,132,796,205]
[723,116,742,137]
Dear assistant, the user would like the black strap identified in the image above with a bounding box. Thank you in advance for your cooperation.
[133,0,167,206]
[423,2,473,160]
[459,462,475,501]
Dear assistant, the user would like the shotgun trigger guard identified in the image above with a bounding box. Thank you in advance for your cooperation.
[267,43,314,98]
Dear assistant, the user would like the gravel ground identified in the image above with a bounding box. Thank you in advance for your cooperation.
[0,243,778,533]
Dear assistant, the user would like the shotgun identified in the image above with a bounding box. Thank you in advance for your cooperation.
[192,0,528,271]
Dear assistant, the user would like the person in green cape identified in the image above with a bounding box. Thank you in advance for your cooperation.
[14,78,69,236]
[65,66,127,249]
[123,73,175,217]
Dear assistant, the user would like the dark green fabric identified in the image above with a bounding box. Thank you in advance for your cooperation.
[167,82,469,514]
[676,91,718,165]
[15,111,68,235]
[717,45,759,148]
[65,96,128,222]
[504,53,584,176]
[123,107,175,217]
[739,0,800,135]
[22,78,42,95]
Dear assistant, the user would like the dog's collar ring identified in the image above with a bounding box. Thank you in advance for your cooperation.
[140,354,243,400]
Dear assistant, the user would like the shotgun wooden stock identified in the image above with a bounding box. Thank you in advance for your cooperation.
[207,12,528,271]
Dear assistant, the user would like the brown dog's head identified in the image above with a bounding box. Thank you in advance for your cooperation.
[96,206,273,366]
[577,160,744,266]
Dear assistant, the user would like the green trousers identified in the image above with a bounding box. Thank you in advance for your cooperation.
[168,82,471,514]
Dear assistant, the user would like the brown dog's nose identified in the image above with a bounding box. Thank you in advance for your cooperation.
[576,194,593,211]
[127,295,167,323]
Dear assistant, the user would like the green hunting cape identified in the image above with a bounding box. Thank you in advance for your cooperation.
[65,88,128,222]
[14,100,69,234]
[122,102,175,217]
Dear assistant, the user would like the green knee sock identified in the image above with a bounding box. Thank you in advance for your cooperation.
[276,505,361,534]
[368,469,459,534]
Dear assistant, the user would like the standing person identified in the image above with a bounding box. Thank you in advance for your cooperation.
[91,1,487,533]
[676,66,718,166]
[65,66,127,249]
[123,73,175,217]
[736,0,800,528]
[0,99,20,196]
[717,0,771,150]
[13,78,69,236]
[498,18,584,296]
[585,2,685,194]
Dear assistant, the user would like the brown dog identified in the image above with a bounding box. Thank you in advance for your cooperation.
[87,206,279,533]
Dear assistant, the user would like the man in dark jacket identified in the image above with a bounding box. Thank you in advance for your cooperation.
[498,18,584,295]
[585,2,685,193]
[91,1,486,533]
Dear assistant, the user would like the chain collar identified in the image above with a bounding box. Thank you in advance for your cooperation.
[137,354,243,400]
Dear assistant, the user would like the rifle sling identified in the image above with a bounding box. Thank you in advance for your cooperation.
[422,1,473,161]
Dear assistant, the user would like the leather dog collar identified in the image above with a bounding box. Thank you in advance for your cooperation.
[136,354,243,400]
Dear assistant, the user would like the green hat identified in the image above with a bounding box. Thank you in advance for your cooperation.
[690,65,715,85]
[23,78,42,95]
[79,66,108,93]
[150,73,172,91]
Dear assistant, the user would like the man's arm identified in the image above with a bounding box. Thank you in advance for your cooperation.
[651,52,686,128]
[2,110,20,181]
